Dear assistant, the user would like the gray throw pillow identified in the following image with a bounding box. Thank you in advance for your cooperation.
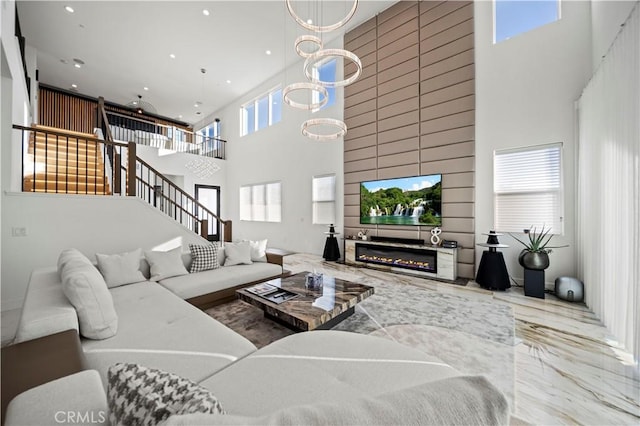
[188,243,220,273]
[107,363,224,426]
[58,249,118,339]
[224,241,253,266]
[96,248,146,288]
[144,247,189,281]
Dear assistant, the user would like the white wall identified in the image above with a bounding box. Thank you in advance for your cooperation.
[591,1,638,70]
[195,38,345,255]
[474,1,592,288]
[1,193,208,310]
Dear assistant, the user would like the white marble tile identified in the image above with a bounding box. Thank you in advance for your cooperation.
[284,253,640,425]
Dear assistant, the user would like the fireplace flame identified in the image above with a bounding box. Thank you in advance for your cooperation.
[357,254,432,271]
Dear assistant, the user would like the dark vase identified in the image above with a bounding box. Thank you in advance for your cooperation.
[518,250,550,270]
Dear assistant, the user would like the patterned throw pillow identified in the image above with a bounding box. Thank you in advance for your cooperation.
[107,363,224,426]
[188,243,219,273]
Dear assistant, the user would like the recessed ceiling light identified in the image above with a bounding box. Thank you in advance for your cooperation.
[202,9,210,16]
[71,84,77,88]
[74,63,81,69]
[307,18,313,25]
[194,101,201,108]
[265,50,272,55]
[64,5,74,13]
[169,53,176,59]
[143,87,149,91]
[178,115,183,119]
[196,111,202,115]
[226,80,231,84]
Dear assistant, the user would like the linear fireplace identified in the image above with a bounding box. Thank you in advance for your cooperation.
[355,243,437,274]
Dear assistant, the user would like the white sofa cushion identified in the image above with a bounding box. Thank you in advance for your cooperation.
[246,239,267,262]
[166,376,509,426]
[108,363,224,426]
[59,249,118,340]
[158,263,283,300]
[14,267,79,343]
[198,331,459,417]
[96,248,146,288]
[223,242,252,266]
[145,247,189,281]
[4,370,108,426]
[82,282,256,388]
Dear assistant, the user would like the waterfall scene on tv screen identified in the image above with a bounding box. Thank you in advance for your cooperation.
[360,174,442,226]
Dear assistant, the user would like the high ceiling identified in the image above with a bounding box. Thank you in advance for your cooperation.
[17,0,396,126]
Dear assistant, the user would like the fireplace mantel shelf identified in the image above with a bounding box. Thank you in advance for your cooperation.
[344,239,457,281]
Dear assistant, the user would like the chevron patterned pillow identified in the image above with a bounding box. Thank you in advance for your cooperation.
[188,243,220,273]
[107,363,224,426]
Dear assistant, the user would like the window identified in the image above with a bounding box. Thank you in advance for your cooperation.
[240,87,282,136]
[494,143,563,234]
[312,59,336,110]
[239,182,282,222]
[494,0,560,43]
[312,174,336,224]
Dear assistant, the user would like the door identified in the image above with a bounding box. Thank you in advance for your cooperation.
[195,184,221,241]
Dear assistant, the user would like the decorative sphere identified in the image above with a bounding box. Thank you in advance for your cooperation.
[554,277,584,302]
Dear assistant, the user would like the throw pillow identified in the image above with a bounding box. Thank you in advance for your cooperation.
[188,243,220,273]
[57,248,93,278]
[107,363,224,426]
[224,241,253,266]
[58,250,118,339]
[96,248,146,288]
[144,247,189,281]
[245,239,268,262]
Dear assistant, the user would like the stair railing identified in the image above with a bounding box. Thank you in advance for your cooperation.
[97,100,232,242]
[14,124,126,196]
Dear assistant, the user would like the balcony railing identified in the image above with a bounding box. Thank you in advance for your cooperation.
[105,110,226,159]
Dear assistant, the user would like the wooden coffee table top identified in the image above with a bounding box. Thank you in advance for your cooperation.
[236,272,374,332]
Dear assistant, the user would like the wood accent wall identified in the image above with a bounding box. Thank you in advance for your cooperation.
[38,86,97,134]
[344,1,475,278]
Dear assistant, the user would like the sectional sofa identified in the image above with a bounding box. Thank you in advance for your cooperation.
[4,243,510,425]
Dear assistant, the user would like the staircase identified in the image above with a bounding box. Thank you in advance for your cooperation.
[23,126,111,194]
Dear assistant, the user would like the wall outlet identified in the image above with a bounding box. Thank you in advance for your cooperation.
[11,227,27,237]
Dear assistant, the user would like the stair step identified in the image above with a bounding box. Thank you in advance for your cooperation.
[30,144,102,158]
[25,155,105,166]
[23,165,106,176]
[26,173,105,182]
[24,179,110,193]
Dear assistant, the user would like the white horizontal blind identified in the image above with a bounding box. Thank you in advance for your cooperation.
[312,174,336,225]
[494,144,563,233]
[239,182,281,222]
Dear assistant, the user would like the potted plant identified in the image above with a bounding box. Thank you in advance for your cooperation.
[510,225,567,270]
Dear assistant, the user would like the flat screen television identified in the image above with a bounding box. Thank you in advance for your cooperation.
[360,174,442,226]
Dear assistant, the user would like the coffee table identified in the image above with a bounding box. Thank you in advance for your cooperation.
[236,272,374,332]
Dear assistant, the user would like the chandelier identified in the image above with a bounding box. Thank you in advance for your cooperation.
[284,0,362,141]
[126,95,157,115]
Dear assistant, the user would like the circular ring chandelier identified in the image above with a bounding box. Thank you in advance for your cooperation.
[285,0,358,33]
[283,82,329,110]
[301,118,348,141]
[304,49,362,88]
[294,35,323,58]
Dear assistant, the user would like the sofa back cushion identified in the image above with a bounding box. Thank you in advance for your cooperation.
[144,247,189,281]
[96,248,146,288]
[58,249,118,339]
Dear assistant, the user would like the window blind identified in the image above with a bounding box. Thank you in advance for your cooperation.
[239,182,281,222]
[312,174,336,224]
[494,143,563,233]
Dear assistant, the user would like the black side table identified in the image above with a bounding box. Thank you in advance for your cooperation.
[475,231,511,291]
[323,224,340,261]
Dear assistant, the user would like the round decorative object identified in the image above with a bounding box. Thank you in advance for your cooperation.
[286,0,358,33]
[295,35,323,58]
[430,227,442,245]
[283,83,329,111]
[301,118,347,140]
[518,250,550,270]
[554,276,584,302]
[304,49,362,88]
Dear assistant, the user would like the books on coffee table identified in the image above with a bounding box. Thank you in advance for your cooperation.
[246,283,298,304]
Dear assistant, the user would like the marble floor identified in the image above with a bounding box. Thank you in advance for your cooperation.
[285,254,639,426]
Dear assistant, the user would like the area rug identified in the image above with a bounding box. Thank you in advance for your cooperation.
[206,257,515,404]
